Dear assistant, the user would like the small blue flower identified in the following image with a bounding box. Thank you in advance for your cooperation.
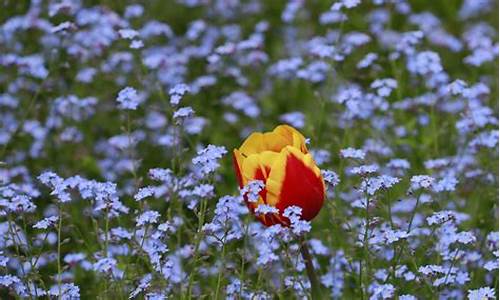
[116,87,142,110]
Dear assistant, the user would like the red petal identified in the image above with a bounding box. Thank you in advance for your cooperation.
[275,150,325,222]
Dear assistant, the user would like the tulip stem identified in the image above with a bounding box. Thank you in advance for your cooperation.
[299,236,322,299]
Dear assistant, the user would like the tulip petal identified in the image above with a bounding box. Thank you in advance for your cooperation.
[239,151,284,225]
[239,132,266,156]
[262,131,291,153]
[238,125,308,157]
[232,149,245,188]
[241,151,279,185]
[266,146,325,222]
[272,125,308,153]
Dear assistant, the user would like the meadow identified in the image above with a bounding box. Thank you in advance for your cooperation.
[0,0,498,299]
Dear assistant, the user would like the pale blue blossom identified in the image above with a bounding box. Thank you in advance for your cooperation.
[136,211,160,226]
[117,87,141,110]
[340,147,366,159]
[467,287,496,300]
[240,180,265,203]
[255,204,279,216]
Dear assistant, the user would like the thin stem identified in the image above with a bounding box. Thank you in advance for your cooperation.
[7,216,30,294]
[239,220,249,297]
[136,225,150,262]
[430,105,439,156]
[214,240,226,299]
[362,194,371,298]
[403,247,435,295]
[407,191,422,233]
[299,236,322,299]
[387,191,424,283]
[186,198,208,299]
[255,268,264,291]
[104,208,110,256]
[359,260,364,300]
[442,248,460,289]
[279,239,309,299]
[57,205,63,300]
[126,111,140,191]
[386,191,394,228]
[104,207,110,298]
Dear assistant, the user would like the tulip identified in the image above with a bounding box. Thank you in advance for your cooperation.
[233,125,325,226]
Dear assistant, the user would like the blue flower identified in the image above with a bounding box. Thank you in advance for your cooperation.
[192,144,227,176]
[116,87,142,110]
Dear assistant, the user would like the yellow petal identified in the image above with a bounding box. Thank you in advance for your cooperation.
[239,132,266,157]
[240,151,280,225]
[238,124,308,156]
[262,131,290,153]
[265,149,288,207]
[241,151,280,183]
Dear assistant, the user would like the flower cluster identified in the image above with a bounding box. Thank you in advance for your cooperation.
[0,0,497,299]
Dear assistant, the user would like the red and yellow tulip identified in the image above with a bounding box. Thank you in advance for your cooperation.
[233,125,325,226]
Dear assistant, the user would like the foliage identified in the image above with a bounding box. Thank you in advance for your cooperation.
[0,0,498,299]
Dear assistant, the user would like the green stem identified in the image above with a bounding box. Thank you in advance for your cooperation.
[278,239,308,298]
[255,268,264,291]
[57,205,63,300]
[214,241,226,299]
[239,219,250,297]
[430,105,439,156]
[104,208,110,255]
[7,217,30,294]
[362,194,371,298]
[186,198,208,299]
[299,237,322,299]
[387,191,424,283]
[104,207,110,298]
[407,191,422,233]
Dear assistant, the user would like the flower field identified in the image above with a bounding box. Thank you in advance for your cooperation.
[0,0,498,299]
